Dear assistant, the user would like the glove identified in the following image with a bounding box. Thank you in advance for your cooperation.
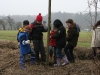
[25,40,30,44]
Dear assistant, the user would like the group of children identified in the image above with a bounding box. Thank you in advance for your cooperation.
[17,13,47,70]
[49,19,79,66]
[17,13,80,70]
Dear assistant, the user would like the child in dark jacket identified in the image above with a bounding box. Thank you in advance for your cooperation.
[51,19,69,66]
[64,19,79,63]
[18,25,36,70]
[30,13,47,64]
[49,28,57,63]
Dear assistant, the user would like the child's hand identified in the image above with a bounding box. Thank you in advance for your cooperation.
[25,40,30,44]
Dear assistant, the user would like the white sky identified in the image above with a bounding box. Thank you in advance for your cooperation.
[0,0,100,16]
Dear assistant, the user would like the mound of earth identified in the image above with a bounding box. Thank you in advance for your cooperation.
[0,40,100,75]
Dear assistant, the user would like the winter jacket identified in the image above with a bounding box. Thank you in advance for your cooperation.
[30,21,47,40]
[50,30,56,47]
[91,26,100,47]
[66,27,79,47]
[18,32,31,55]
[51,19,66,48]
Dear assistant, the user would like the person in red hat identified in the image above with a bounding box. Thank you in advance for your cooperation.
[29,13,47,64]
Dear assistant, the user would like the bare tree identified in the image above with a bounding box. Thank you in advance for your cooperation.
[6,16,15,30]
[84,0,100,29]
[15,22,22,30]
[0,19,7,30]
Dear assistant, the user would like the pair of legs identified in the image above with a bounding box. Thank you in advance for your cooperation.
[49,46,56,57]
[20,50,36,70]
[54,47,68,66]
[33,40,46,62]
[49,46,57,63]
[64,44,75,63]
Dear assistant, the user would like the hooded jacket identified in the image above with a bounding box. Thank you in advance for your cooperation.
[66,27,79,47]
[18,32,31,54]
[51,19,66,48]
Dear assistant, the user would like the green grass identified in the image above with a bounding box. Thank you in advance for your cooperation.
[0,30,92,47]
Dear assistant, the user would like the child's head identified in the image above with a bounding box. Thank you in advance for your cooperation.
[35,13,43,24]
[23,20,29,27]
[53,19,63,28]
[66,19,75,28]
[24,25,32,34]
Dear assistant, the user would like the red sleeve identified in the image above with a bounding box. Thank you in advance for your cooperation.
[30,24,34,28]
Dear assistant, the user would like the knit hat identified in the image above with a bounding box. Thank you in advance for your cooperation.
[24,25,32,32]
[36,13,43,22]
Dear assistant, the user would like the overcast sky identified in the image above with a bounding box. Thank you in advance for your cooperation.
[0,0,100,16]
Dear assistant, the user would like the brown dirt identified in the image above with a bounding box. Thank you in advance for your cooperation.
[0,40,100,75]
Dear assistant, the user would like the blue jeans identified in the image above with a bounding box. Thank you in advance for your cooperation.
[56,47,64,58]
[49,46,56,57]
[20,50,36,64]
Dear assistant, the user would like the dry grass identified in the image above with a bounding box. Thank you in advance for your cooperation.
[0,40,100,75]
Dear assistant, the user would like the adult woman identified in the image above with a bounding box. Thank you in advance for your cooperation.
[91,20,100,58]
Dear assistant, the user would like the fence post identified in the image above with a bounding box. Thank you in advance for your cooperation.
[46,0,51,65]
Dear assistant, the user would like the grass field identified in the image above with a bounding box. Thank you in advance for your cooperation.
[0,30,92,47]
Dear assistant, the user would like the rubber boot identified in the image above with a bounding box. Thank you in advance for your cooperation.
[30,57,37,65]
[20,63,26,70]
[62,55,69,66]
[54,58,61,67]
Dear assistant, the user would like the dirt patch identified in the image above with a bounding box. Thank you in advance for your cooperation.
[0,40,100,75]
[0,40,18,49]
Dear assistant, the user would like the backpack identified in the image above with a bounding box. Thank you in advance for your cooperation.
[17,27,24,42]
[76,24,80,32]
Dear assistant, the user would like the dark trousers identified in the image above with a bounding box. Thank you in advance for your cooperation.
[56,47,64,58]
[64,44,75,62]
[33,40,46,62]
[49,46,57,63]
[49,46,56,57]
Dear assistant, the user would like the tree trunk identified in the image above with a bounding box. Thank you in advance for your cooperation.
[46,0,51,65]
